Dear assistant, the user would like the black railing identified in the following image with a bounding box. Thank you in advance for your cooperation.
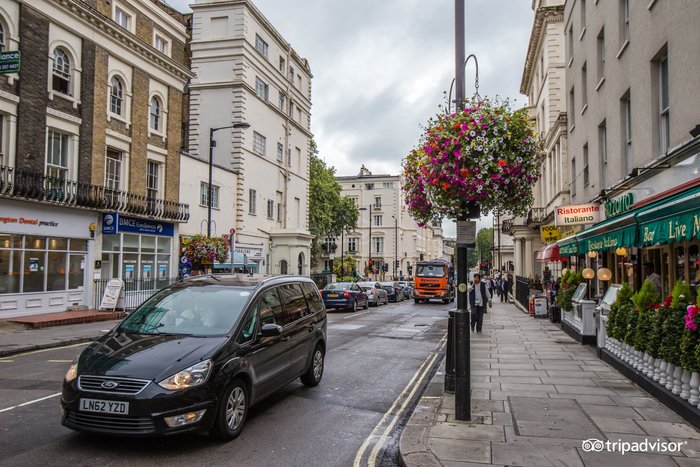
[93,277,181,311]
[515,275,530,310]
[0,165,189,222]
[526,207,547,226]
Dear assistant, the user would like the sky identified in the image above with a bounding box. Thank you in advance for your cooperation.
[168,0,535,236]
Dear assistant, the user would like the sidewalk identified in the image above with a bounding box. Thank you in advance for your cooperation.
[0,319,118,357]
[400,301,700,466]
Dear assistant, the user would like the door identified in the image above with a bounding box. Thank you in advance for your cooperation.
[279,282,313,376]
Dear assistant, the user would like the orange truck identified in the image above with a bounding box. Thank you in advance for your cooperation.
[413,259,455,304]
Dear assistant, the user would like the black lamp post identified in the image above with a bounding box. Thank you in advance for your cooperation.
[208,122,251,237]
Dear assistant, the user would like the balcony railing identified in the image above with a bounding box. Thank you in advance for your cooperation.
[0,165,189,222]
[526,207,547,226]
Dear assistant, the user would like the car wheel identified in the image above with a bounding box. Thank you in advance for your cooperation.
[442,298,450,304]
[301,344,324,387]
[414,298,421,304]
[351,300,357,312]
[364,299,369,310]
[213,378,248,441]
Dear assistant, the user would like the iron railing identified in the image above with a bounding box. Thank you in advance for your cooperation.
[526,207,547,226]
[0,165,189,222]
[93,277,181,311]
[515,275,530,310]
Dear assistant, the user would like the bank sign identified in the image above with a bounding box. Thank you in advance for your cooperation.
[102,213,174,237]
[555,203,603,227]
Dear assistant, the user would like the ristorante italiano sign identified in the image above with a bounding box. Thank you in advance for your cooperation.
[555,203,603,227]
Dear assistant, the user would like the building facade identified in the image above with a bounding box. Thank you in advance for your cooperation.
[330,166,444,281]
[185,0,312,275]
[0,0,190,317]
[559,0,700,297]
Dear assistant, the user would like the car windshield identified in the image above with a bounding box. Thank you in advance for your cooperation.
[416,265,446,278]
[118,285,252,336]
[325,283,352,290]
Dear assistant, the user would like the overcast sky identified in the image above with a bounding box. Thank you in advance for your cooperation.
[168,0,534,236]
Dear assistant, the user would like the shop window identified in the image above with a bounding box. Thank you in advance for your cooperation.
[47,251,66,291]
[68,254,84,290]
[0,249,21,294]
[690,244,700,297]
[676,246,686,287]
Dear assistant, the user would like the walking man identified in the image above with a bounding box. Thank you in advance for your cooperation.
[500,275,508,302]
[469,273,491,334]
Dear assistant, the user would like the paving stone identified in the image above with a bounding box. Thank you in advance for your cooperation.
[554,384,617,395]
[637,421,700,439]
[535,363,583,371]
[548,394,617,405]
[490,376,542,384]
[634,406,686,423]
[577,450,677,466]
[540,377,599,386]
[399,425,427,455]
[673,457,700,467]
[497,369,548,377]
[581,404,642,419]
[442,461,504,467]
[500,383,556,392]
[510,397,603,440]
[490,442,584,467]
[492,412,514,426]
[472,369,499,376]
[491,363,536,370]
[472,400,505,413]
[591,416,646,434]
[668,438,700,458]
[545,370,601,378]
[401,451,441,467]
[426,438,491,464]
[610,396,664,408]
[429,422,506,442]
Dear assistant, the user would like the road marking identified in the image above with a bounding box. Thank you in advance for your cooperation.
[354,333,446,467]
[0,392,61,414]
[343,310,372,320]
[47,360,74,363]
[4,342,89,359]
[0,360,14,363]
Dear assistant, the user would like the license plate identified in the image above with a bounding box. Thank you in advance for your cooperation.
[80,398,129,415]
[327,293,338,298]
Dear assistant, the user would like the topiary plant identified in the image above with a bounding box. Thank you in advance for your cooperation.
[647,293,673,359]
[660,281,692,366]
[632,280,661,354]
[606,282,633,341]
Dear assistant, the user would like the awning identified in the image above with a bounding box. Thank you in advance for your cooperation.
[636,186,700,247]
[558,236,579,256]
[536,243,560,263]
[577,211,638,253]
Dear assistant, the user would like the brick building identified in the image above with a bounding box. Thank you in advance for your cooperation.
[0,0,190,317]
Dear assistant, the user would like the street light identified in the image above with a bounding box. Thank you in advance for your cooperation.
[208,122,251,237]
[359,206,372,277]
[392,215,398,280]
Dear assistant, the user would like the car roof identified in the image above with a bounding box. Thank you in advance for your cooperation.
[177,274,315,289]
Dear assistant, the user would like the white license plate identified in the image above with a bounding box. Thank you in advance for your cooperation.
[80,398,129,415]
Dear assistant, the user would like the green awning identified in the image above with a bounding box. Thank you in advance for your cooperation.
[577,211,638,253]
[558,236,579,256]
[637,186,700,246]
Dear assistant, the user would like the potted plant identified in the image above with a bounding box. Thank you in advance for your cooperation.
[183,234,229,272]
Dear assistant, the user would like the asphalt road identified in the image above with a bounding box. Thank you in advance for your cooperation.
[0,299,449,467]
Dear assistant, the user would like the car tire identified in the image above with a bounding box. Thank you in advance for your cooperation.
[351,300,357,312]
[364,299,369,310]
[414,298,421,304]
[442,298,450,304]
[301,344,324,387]
[213,378,249,441]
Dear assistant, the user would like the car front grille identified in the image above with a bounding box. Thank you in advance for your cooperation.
[78,375,151,395]
[420,283,441,289]
[66,410,155,433]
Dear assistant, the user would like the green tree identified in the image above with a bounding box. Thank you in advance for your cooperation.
[308,140,359,268]
[476,227,493,268]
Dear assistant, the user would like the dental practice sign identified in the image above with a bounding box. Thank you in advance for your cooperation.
[102,213,174,237]
[555,203,603,227]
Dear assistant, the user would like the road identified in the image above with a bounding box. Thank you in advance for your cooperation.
[0,299,449,467]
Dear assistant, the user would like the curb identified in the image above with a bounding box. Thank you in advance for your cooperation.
[0,336,100,358]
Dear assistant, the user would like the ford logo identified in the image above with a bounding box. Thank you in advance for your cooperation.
[101,380,119,389]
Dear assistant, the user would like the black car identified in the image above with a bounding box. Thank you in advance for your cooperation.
[61,274,327,440]
[320,282,369,311]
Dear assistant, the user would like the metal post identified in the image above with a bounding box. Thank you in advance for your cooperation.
[393,215,398,280]
[207,127,214,237]
[497,210,501,272]
[341,229,344,279]
[368,205,372,277]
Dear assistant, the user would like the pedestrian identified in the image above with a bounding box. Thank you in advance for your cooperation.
[644,262,663,296]
[469,273,491,334]
[500,275,508,302]
[494,276,502,298]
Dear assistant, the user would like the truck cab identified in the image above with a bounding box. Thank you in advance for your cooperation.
[413,259,455,304]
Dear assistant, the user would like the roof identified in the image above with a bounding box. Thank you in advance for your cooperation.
[176,274,313,288]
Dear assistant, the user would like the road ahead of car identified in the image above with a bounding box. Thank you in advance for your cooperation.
[0,299,449,467]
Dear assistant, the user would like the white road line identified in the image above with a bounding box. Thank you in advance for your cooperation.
[0,360,14,363]
[5,342,89,359]
[47,360,73,363]
[343,310,372,320]
[0,392,61,414]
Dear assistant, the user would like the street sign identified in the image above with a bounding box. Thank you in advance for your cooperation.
[230,228,236,235]
[456,220,477,247]
[0,51,20,75]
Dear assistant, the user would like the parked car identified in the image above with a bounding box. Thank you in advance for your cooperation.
[61,274,327,441]
[380,281,404,302]
[321,282,369,312]
[398,281,413,299]
[356,281,389,306]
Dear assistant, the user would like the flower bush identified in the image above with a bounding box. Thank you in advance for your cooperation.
[556,270,583,312]
[183,234,229,268]
[402,97,543,225]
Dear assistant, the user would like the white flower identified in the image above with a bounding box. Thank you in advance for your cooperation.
[469,130,476,137]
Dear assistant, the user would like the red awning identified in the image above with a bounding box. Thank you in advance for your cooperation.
[536,243,561,263]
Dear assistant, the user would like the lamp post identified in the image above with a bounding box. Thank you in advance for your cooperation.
[392,215,398,280]
[208,122,251,237]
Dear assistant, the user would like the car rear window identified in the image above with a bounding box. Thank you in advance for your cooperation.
[301,282,324,314]
[325,283,351,290]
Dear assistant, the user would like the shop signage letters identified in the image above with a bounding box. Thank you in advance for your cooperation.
[102,213,174,236]
[604,193,634,218]
[540,225,560,243]
[555,203,602,227]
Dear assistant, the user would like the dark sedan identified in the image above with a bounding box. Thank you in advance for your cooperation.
[380,282,404,302]
[321,282,369,312]
[61,274,326,441]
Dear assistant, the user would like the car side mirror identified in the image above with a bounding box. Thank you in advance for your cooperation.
[260,323,282,337]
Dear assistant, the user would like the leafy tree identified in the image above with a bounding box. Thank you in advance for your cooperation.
[475,227,493,266]
[308,139,359,268]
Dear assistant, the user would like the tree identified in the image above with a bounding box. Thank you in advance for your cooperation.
[308,139,359,268]
[476,228,493,266]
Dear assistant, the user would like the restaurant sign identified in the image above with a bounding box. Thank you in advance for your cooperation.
[540,225,560,243]
[604,193,635,218]
[555,203,603,227]
[640,210,700,246]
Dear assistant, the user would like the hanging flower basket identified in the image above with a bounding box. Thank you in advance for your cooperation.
[183,234,229,268]
[402,97,543,225]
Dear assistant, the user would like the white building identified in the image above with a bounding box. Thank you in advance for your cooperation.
[184,0,313,275]
[329,166,444,280]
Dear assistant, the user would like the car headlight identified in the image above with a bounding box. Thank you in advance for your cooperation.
[65,360,78,383]
[158,359,212,391]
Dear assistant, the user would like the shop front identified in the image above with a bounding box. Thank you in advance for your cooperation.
[0,199,96,318]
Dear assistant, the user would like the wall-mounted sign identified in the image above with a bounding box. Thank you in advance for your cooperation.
[555,203,603,227]
[102,213,174,237]
[1,199,96,238]
[604,193,635,218]
[0,51,20,75]
[540,225,560,243]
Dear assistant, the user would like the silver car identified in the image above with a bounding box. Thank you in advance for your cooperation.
[356,281,389,306]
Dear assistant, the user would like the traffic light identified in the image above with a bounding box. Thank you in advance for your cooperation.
[419,253,424,261]
[382,263,389,272]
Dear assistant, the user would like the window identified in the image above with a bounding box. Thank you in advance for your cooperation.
[255,34,268,58]
[147,161,159,201]
[257,288,285,326]
[149,97,161,132]
[200,182,220,209]
[253,132,266,156]
[567,24,574,66]
[267,199,274,219]
[348,238,358,252]
[279,283,308,323]
[374,215,382,227]
[372,237,383,255]
[277,142,284,162]
[287,148,291,167]
[105,148,122,191]
[255,77,269,101]
[52,48,71,95]
[301,282,324,314]
[581,63,588,110]
[289,100,294,117]
[277,193,282,221]
[568,87,575,128]
[374,196,382,208]
[599,121,607,189]
[279,56,285,73]
[382,182,394,189]
[658,52,670,154]
[580,0,586,34]
[571,157,577,196]
[596,28,605,84]
[109,76,124,116]
[46,130,69,181]
[297,74,302,89]
[279,94,286,112]
[0,22,5,52]
[296,147,301,169]
[154,34,168,55]
[288,66,295,82]
[365,183,374,190]
[249,189,256,214]
[620,0,630,46]
[114,6,131,30]
[583,143,589,187]
[621,92,632,175]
